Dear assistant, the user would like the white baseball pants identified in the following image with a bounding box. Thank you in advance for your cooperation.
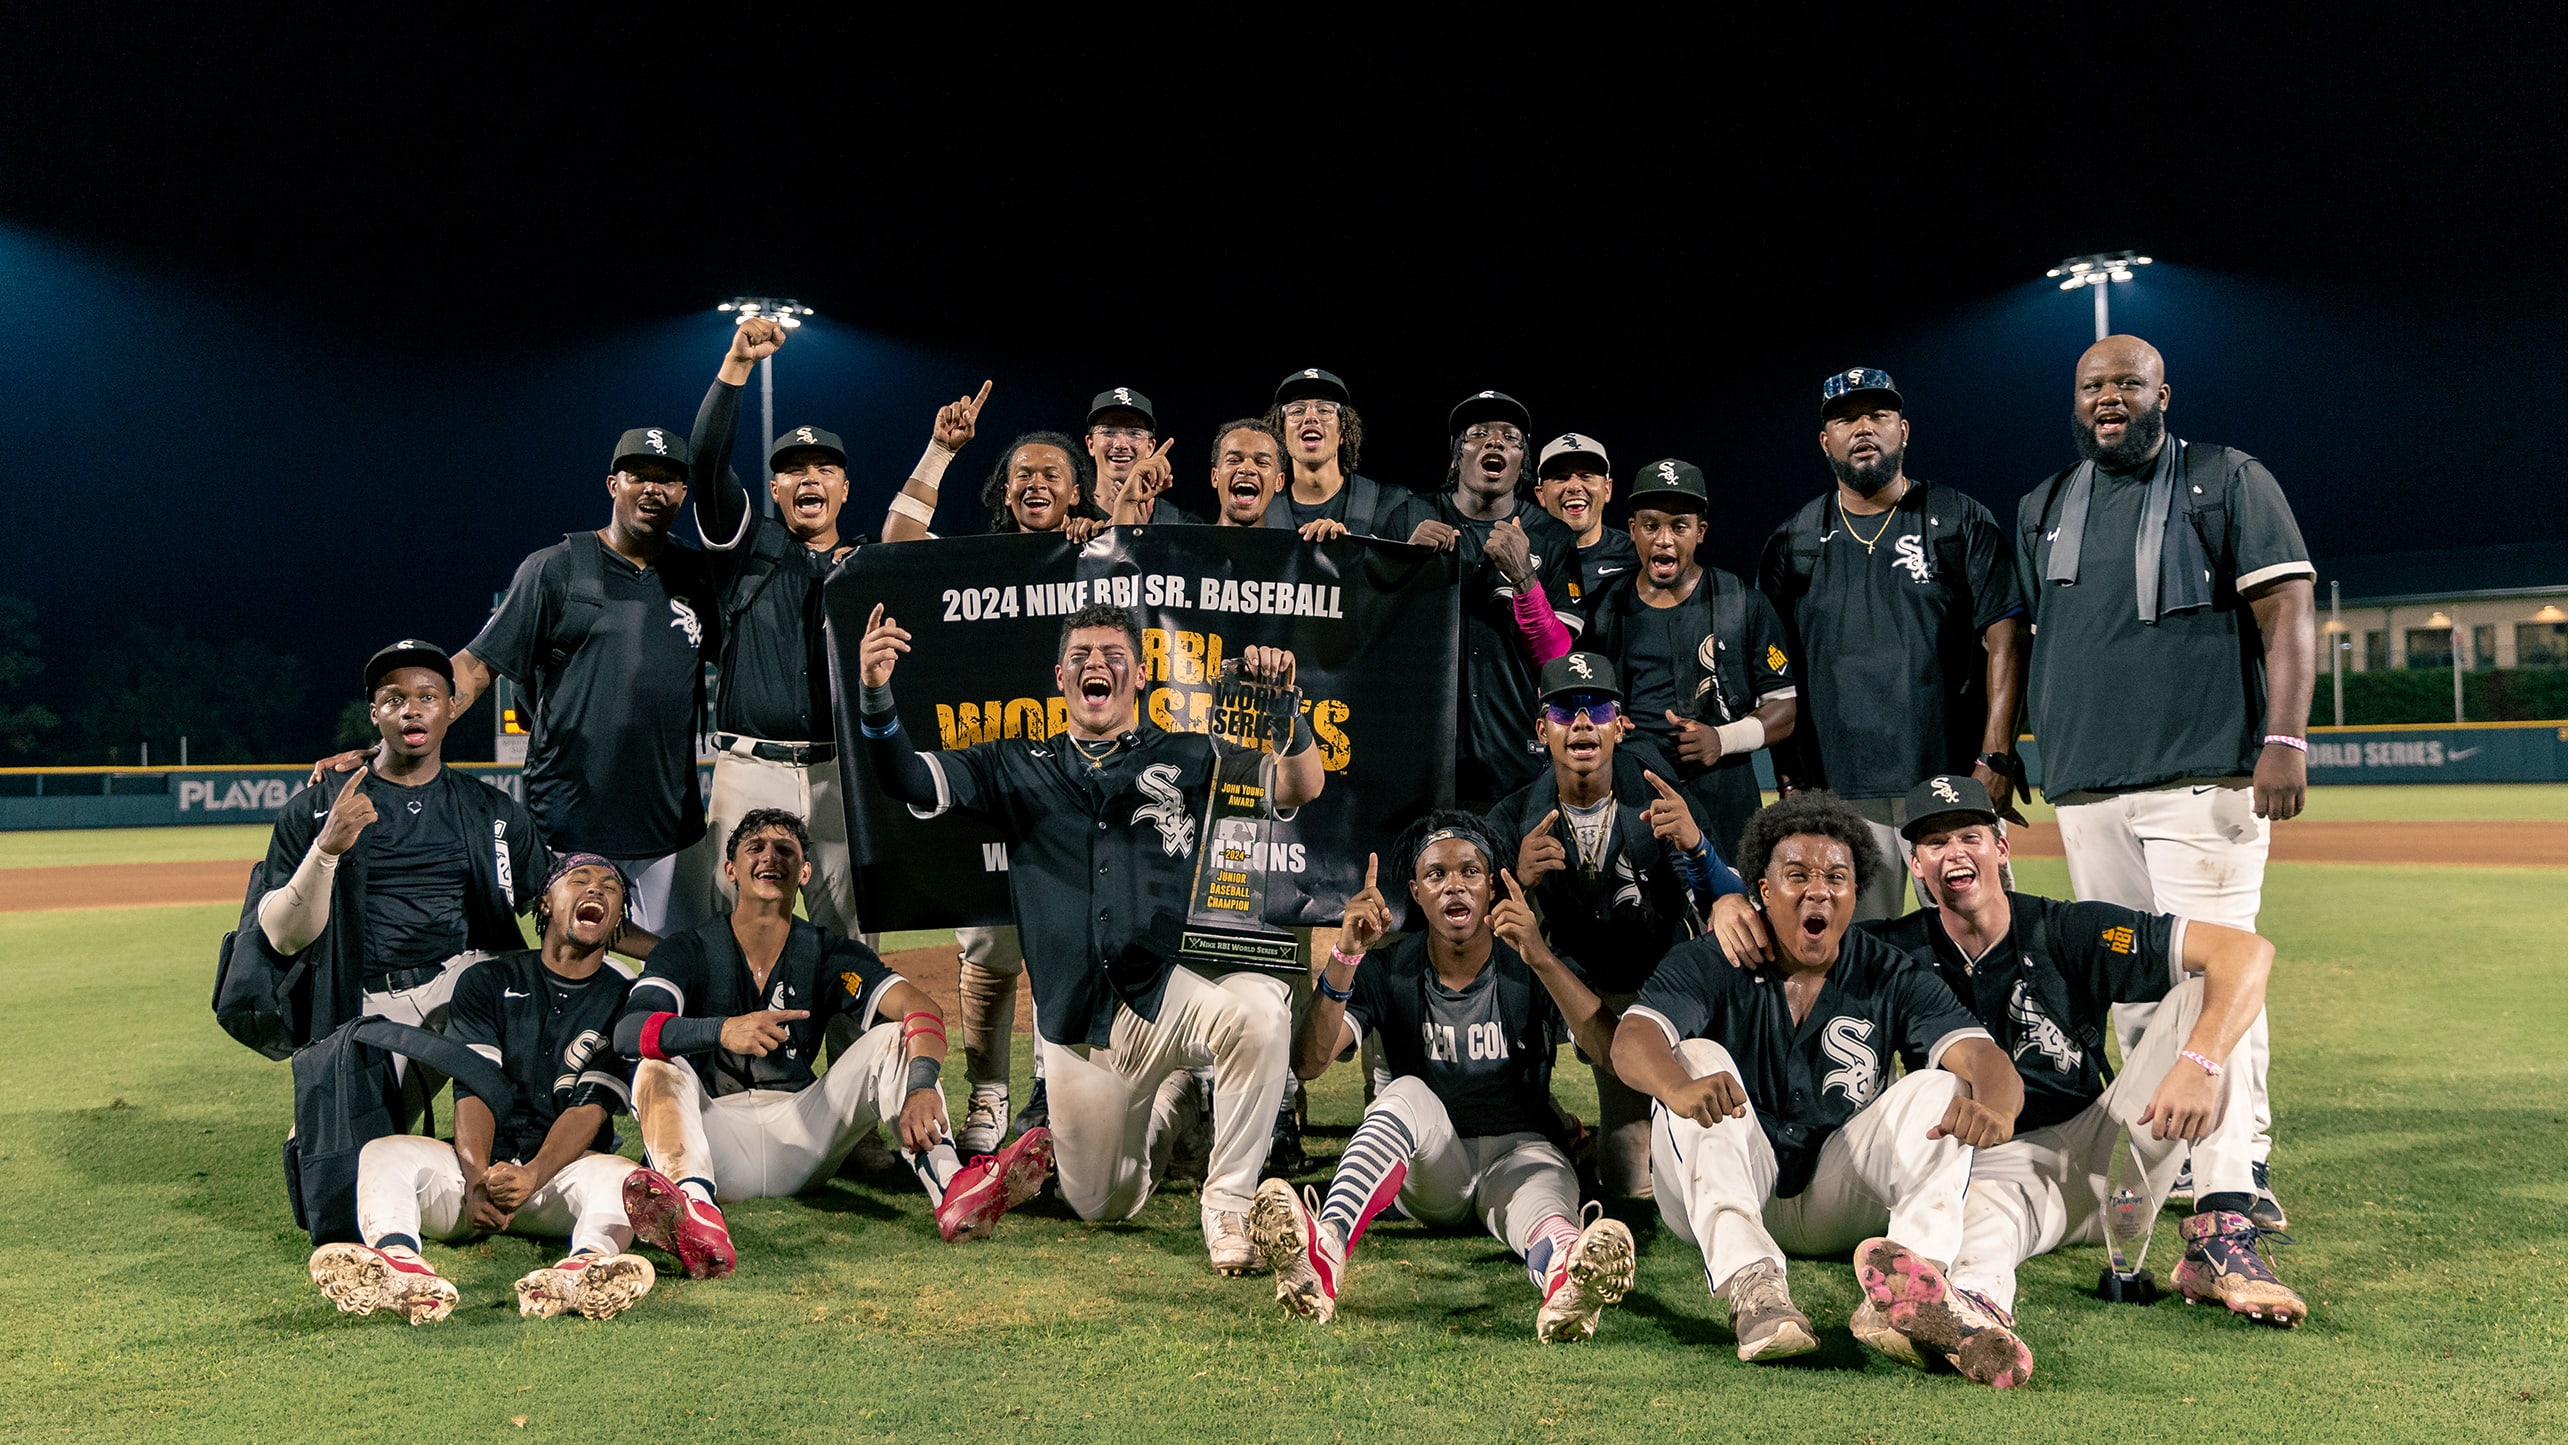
[632,1021,913,1201]
[1364,1076,1580,1251]
[704,747,861,938]
[355,1136,637,1258]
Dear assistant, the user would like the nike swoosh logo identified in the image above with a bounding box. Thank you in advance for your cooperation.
[2191,787,2218,795]
[1595,566,1624,576]
[2447,747,2482,761]
[313,811,330,819]
[504,989,530,998]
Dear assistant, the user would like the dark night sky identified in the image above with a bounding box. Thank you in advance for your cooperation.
[3,12,2563,751]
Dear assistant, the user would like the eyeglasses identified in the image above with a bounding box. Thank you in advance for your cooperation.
[1543,696,1620,726]
[1091,426,1154,442]
[1462,425,1524,447]
[1280,400,1342,420]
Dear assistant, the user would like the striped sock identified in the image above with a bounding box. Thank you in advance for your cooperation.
[1320,1109,1417,1250]
[1524,1212,1583,1294]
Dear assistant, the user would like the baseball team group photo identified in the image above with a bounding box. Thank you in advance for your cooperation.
[4,21,2565,1443]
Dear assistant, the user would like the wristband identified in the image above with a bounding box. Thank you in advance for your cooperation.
[1328,945,1365,970]
[1282,712,1316,757]
[639,1011,675,1062]
[888,491,937,525]
[2262,734,2307,752]
[1315,972,1354,1003]
[911,441,954,488]
[2179,1049,2224,1078]
[905,1054,942,1095]
[1713,717,1766,757]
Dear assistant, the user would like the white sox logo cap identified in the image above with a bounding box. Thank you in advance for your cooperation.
[1899,773,1999,840]
[1538,432,1611,477]
[612,426,693,473]
[769,424,848,469]
[1273,367,1351,407]
[1085,387,1158,430]
[1537,650,1623,702]
[1627,457,1708,513]
[1447,389,1531,438]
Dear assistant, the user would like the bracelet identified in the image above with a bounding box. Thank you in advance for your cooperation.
[911,441,954,488]
[1327,945,1365,970]
[904,1054,942,1095]
[2179,1049,2224,1078]
[1315,972,1353,1003]
[2262,734,2306,752]
[888,492,937,525]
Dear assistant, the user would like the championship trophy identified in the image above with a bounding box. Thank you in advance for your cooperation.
[2095,1124,2162,1303]
[1173,659,1307,979]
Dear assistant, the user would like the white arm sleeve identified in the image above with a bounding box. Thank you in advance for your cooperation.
[256,841,340,955]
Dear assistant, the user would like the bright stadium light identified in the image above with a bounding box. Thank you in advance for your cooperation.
[718,297,817,512]
[2045,251,2153,340]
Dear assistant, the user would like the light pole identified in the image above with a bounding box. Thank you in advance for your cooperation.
[2046,251,2153,340]
[715,297,815,516]
[2323,579,2348,727]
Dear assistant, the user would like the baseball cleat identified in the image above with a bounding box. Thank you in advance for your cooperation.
[2174,1210,2306,1326]
[309,1242,458,1325]
[2166,1159,2194,1210]
[1850,1299,1935,1370]
[623,1167,736,1279]
[1534,1203,1635,1343]
[957,1087,1009,1157]
[2250,1161,2289,1232]
[1012,1077,1051,1137]
[514,1252,657,1320]
[1720,1258,1817,1362]
[1203,1203,1267,1276]
[1248,1178,1342,1323]
[936,1126,1055,1243]
[1265,1094,1307,1179]
[1856,1238,2034,1388]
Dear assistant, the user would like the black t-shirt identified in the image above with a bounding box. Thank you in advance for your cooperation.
[1865,893,2183,1131]
[1631,928,1989,1197]
[448,950,636,1162]
[468,535,716,858]
[358,771,471,978]
[1569,529,1640,608]
[913,721,1219,1047]
[1758,483,2023,799]
[1379,491,1586,802]
[1585,567,1795,761]
[2016,444,2313,796]
[624,917,900,1097]
[1343,933,1563,1139]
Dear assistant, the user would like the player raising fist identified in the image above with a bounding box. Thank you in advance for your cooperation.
[1247,817,1637,1343]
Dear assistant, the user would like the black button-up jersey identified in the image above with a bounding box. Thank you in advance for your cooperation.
[447,950,637,1162]
[624,917,901,1097]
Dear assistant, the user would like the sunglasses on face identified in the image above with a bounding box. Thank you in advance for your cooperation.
[1543,696,1621,726]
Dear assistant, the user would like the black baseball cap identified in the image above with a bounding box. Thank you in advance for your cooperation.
[1538,432,1611,478]
[1899,774,2000,840]
[1448,390,1531,438]
[1537,651,1623,702]
[364,639,453,695]
[1274,367,1351,407]
[611,426,692,475]
[1625,457,1709,514]
[1086,387,1157,430]
[769,424,847,470]
[1820,366,1904,419]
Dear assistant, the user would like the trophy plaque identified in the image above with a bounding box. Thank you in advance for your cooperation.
[1174,660,1306,979]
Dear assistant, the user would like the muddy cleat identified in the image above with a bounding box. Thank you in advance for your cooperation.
[956,1087,1009,1157]
[1535,1203,1635,1343]
[309,1242,458,1325]
[1264,1094,1307,1179]
[1856,1238,2034,1388]
[1851,1299,1935,1370]
[514,1252,657,1320]
[623,1167,736,1280]
[2249,1161,2289,1232]
[2166,1159,2194,1210]
[936,1126,1054,1243]
[1248,1178,1342,1323]
[1721,1258,1818,1362]
[1204,1203,1267,1276]
[1012,1076,1051,1137]
[2174,1210,2306,1326]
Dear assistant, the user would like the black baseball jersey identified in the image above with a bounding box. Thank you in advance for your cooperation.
[1342,933,1565,1140]
[910,719,1217,1047]
[1866,894,2184,1131]
[354,770,471,977]
[623,917,901,1097]
[1569,529,1640,607]
[1484,769,1743,995]
[1379,491,1586,802]
[2016,443,2313,796]
[1758,482,2023,800]
[447,950,637,1162]
[469,536,716,859]
[1631,927,1990,1197]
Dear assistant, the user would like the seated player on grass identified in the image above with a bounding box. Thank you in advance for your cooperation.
[614,810,1051,1274]
[1862,774,2303,1344]
[1610,791,2035,1387]
[1249,813,1636,1342]
[308,855,656,1324]
[1483,651,1757,1199]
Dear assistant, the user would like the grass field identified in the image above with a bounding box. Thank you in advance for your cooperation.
[3,792,2565,1441]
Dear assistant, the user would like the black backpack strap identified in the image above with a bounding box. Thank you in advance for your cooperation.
[2176,441,2241,595]
[349,1017,515,1109]
[1777,501,1826,603]
[1343,475,1380,537]
[546,532,609,674]
[720,522,789,639]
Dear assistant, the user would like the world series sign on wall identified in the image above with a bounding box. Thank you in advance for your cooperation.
[823,526,1460,932]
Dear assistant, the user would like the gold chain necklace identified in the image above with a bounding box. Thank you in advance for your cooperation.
[1837,496,1897,554]
[1070,735,1121,768]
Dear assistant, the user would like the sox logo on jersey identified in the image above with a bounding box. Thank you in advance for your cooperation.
[1131,763,1194,857]
[1893,534,1931,583]
[2008,978,2082,1072]
[1820,1016,1881,1106]
[668,598,703,648]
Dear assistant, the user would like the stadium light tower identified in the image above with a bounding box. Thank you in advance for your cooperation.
[716,297,816,515]
[2046,251,2152,340]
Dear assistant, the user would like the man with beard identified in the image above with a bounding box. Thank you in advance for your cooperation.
[1611,792,2031,1386]
[1385,391,1588,807]
[1758,368,2026,921]
[1261,368,1403,538]
[857,602,1322,1273]
[1084,387,1198,525]
[1534,433,1638,606]
[2015,335,2313,1226]
[1583,459,1798,861]
[1862,775,2304,1349]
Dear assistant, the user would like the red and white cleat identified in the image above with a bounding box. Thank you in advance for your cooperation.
[623,1167,737,1279]
[515,1252,657,1320]
[936,1126,1055,1243]
[1247,1177,1343,1322]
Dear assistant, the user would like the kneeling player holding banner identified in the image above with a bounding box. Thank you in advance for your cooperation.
[1249,813,1636,1341]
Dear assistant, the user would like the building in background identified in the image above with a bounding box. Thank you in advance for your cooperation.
[2322,542,2568,674]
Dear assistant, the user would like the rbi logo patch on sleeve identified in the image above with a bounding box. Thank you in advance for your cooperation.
[2100,926,2136,954]
[840,971,867,997]
[1765,644,1788,672]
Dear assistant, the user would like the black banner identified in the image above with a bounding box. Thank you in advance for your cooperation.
[824,527,1459,932]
